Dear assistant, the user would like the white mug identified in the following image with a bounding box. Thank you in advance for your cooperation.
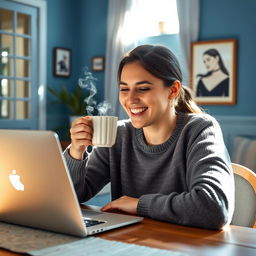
[91,116,118,147]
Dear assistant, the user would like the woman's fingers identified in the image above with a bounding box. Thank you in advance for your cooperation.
[101,196,139,215]
[69,116,93,159]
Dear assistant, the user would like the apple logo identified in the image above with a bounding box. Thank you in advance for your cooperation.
[9,170,25,191]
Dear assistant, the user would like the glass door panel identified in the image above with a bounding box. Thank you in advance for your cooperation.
[16,100,29,119]
[17,12,30,35]
[1,78,14,97]
[0,9,13,32]
[0,34,14,54]
[16,80,30,98]
[16,59,30,77]
[16,36,30,56]
[0,99,13,119]
[0,56,13,76]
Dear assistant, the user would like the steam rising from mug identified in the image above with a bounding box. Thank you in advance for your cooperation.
[78,67,112,116]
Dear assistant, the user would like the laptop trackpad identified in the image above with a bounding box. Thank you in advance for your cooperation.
[82,209,103,217]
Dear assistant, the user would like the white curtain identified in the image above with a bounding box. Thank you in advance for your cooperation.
[176,0,200,80]
[104,0,138,120]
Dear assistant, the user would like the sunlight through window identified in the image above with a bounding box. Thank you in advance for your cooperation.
[122,0,179,45]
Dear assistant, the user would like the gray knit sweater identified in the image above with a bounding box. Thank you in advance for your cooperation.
[64,112,234,229]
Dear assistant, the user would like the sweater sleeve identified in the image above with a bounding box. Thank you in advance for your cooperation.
[137,117,234,229]
[63,146,110,203]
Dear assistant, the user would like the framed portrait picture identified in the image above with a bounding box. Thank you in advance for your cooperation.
[53,47,71,77]
[92,56,104,72]
[190,39,237,105]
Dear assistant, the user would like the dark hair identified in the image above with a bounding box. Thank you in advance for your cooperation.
[118,44,202,114]
[197,48,229,78]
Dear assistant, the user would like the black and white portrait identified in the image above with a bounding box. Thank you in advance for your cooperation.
[191,39,237,105]
[53,47,71,77]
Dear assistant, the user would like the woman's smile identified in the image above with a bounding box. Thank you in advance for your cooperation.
[130,107,148,115]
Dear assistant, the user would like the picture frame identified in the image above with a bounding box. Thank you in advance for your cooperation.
[92,56,104,72]
[53,47,71,77]
[190,39,237,105]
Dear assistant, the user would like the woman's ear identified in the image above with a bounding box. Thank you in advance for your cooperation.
[168,80,181,99]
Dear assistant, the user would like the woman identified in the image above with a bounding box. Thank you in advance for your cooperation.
[65,45,234,230]
[196,48,229,97]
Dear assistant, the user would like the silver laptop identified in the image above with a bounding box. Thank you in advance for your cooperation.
[0,129,143,237]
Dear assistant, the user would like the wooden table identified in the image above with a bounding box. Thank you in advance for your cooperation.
[99,218,256,256]
[0,217,256,256]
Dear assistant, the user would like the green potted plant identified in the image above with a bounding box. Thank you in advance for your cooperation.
[48,85,89,123]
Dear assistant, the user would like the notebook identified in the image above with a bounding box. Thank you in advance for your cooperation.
[0,129,143,237]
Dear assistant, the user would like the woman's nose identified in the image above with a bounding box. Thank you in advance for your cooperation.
[127,90,139,103]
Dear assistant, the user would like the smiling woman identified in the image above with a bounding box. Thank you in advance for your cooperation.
[119,61,176,137]
[65,44,234,230]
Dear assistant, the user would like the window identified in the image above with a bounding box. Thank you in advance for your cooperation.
[122,0,179,45]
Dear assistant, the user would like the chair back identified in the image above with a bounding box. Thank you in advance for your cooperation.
[231,163,256,228]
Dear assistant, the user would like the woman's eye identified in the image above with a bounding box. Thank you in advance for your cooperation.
[139,88,150,91]
[120,88,129,92]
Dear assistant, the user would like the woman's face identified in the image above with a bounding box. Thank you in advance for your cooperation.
[119,61,172,129]
[203,54,219,72]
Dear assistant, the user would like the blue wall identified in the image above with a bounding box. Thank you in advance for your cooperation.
[46,0,108,139]
[199,0,256,116]
[46,0,79,136]
[77,0,107,105]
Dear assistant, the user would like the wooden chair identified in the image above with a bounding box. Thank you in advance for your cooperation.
[231,163,256,228]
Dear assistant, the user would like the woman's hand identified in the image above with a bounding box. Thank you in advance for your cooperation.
[101,196,139,215]
[69,116,93,160]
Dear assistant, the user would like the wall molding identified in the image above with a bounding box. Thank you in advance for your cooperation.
[216,115,256,124]
[215,115,256,155]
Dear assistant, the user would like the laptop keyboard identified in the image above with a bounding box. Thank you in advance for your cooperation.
[83,218,105,227]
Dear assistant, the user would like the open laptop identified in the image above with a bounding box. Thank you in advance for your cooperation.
[0,129,143,237]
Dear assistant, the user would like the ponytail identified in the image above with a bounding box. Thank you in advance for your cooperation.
[175,86,203,114]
